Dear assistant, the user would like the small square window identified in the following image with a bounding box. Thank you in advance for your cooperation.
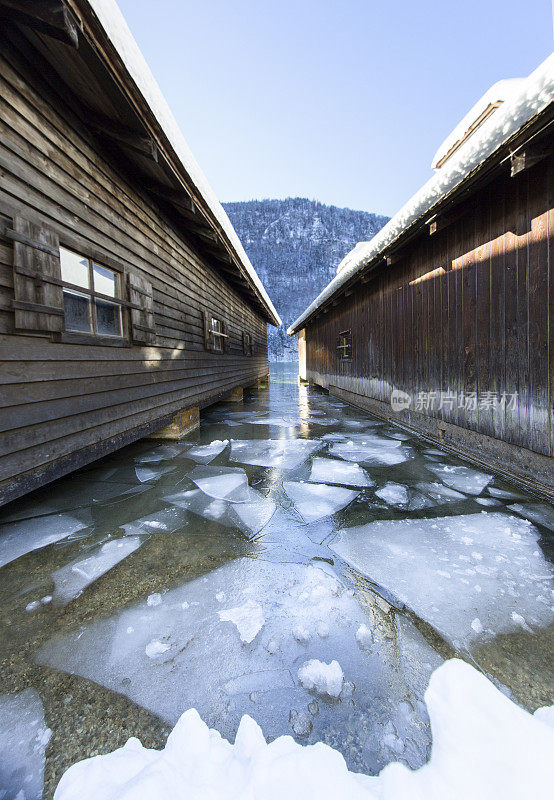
[243,332,253,356]
[60,247,124,339]
[210,317,224,352]
[337,330,352,361]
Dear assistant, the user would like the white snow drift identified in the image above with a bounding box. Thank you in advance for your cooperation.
[53,659,554,800]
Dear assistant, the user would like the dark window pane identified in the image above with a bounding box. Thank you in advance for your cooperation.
[95,299,122,336]
[63,290,91,332]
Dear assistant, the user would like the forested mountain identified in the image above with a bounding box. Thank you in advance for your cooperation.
[223,198,389,360]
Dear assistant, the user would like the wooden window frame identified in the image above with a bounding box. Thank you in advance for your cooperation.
[243,331,253,357]
[204,313,228,353]
[58,246,129,345]
[337,329,352,361]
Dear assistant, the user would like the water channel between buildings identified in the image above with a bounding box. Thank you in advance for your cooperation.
[0,363,553,799]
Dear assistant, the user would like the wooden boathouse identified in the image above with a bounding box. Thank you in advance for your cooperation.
[289,57,554,495]
[0,0,280,506]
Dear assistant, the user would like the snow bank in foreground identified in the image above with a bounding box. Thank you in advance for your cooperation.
[53,659,554,800]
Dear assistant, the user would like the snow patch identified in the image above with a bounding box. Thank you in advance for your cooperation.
[219,599,265,643]
[298,659,344,698]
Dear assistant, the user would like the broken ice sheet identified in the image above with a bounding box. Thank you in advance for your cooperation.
[508,503,554,532]
[426,464,493,495]
[36,557,436,772]
[188,466,257,502]
[121,506,189,536]
[135,444,190,463]
[135,465,174,483]
[330,512,554,649]
[307,457,374,488]
[415,482,467,505]
[249,416,301,428]
[51,537,144,605]
[329,437,411,466]
[375,483,409,507]
[0,688,51,800]
[0,514,88,569]
[487,487,527,501]
[283,481,359,523]
[165,488,275,536]
[185,440,229,464]
[230,439,323,470]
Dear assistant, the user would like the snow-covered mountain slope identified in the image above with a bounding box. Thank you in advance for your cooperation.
[223,199,389,360]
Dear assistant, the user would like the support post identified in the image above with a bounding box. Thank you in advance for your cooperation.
[147,406,200,439]
[225,386,244,403]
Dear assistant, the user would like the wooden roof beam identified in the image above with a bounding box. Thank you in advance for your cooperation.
[89,113,158,161]
[145,181,196,214]
[0,0,79,47]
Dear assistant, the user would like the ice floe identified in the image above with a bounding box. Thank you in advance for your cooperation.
[51,537,144,605]
[0,514,88,569]
[0,688,51,800]
[329,437,410,466]
[508,502,554,532]
[375,483,409,507]
[230,439,323,470]
[135,444,189,463]
[37,558,436,767]
[185,440,229,464]
[331,512,554,648]
[414,482,467,504]
[426,464,493,495]
[487,486,527,501]
[307,457,373,487]
[187,466,256,502]
[283,482,359,523]
[134,465,174,483]
[165,487,275,536]
[52,658,554,800]
[121,506,189,536]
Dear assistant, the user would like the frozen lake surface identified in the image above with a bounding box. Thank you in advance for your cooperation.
[0,363,552,799]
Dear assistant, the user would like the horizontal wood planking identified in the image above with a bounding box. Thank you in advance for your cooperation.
[304,153,553,459]
[0,38,271,503]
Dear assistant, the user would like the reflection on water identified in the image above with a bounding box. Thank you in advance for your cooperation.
[0,362,552,798]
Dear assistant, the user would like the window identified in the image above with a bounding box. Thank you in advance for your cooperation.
[337,329,352,361]
[243,331,253,356]
[210,316,226,352]
[60,247,123,337]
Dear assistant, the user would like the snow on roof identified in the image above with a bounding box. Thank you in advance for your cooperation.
[86,0,281,326]
[289,53,554,335]
[431,78,526,170]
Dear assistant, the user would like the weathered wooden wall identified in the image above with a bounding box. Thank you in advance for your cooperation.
[0,37,269,505]
[305,152,553,489]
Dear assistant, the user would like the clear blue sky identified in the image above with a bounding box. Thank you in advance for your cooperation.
[118,0,552,217]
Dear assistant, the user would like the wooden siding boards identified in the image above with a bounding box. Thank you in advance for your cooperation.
[0,36,270,506]
[303,148,554,493]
